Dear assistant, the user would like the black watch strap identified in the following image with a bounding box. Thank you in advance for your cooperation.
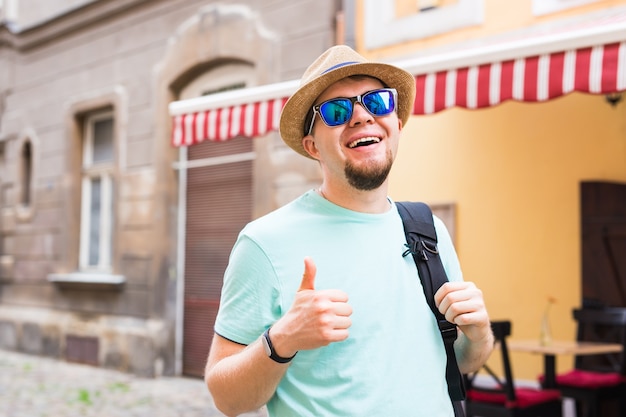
[262,328,297,363]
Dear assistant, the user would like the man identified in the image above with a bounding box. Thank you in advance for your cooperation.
[205,45,494,417]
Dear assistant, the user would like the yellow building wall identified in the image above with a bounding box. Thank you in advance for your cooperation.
[358,0,626,59]
[356,0,626,382]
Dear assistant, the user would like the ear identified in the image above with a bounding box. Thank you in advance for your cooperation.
[302,136,320,160]
[397,118,403,131]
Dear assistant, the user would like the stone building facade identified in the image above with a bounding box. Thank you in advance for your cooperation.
[0,0,340,377]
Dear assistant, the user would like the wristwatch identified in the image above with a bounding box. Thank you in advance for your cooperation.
[262,327,297,363]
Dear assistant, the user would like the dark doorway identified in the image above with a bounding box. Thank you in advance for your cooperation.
[580,181,626,308]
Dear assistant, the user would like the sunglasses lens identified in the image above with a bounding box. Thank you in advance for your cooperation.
[315,89,397,129]
[319,99,352,127]
[363,90,395,116]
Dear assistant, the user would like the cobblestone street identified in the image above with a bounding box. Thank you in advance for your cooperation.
[0,349,267,417]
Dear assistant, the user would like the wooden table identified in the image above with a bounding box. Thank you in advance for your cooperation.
[508,340,623,388]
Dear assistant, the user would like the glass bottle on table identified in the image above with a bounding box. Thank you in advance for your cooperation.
[539,296,556,346]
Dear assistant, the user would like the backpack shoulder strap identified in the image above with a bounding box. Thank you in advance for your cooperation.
[396,201,446,312]
[396,201,466,407]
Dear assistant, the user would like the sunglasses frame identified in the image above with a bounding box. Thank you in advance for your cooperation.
[306,88,398,136]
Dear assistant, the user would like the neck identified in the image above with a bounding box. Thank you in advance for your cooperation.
[318,181,391,214]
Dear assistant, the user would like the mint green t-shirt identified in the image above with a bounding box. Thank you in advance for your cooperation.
[214,190,463,417]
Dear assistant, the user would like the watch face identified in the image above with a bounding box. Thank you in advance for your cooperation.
[262,332,272,357]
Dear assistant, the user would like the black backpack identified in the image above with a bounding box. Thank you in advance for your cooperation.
[396,202,466,417]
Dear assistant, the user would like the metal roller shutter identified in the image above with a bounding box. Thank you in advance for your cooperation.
[183,136,253,377]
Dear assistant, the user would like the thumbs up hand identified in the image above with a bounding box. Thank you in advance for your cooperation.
[265,257,352,358]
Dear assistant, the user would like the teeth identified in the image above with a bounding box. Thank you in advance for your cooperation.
[348,137,381,148]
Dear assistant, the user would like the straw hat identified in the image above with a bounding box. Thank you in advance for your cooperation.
[279,45,416,159]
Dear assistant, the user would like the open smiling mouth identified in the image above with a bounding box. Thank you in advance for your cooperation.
[348,137,381,149]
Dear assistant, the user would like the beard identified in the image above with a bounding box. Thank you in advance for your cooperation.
[344,149,394,191]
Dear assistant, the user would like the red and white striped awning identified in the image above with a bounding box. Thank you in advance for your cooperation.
[412,42,626,114]
[170,81,296,147]
[170,10,626,147]
[405,10,626,114]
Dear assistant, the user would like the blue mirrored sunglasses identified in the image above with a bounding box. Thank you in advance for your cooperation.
[306,88,397,136]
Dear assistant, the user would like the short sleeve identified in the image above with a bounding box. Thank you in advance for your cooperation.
[213,233,283,345]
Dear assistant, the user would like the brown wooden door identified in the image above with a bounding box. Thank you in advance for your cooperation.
[581,181,626,308]
[183,137,253,377]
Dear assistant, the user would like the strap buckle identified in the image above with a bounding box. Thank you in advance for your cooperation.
[402,239,439,260]
[438,320,458,344]
[420,239,439,259]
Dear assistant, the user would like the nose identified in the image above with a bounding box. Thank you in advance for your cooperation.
[349,102,374,127]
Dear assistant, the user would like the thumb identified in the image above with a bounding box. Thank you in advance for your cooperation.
[298,256,317,292]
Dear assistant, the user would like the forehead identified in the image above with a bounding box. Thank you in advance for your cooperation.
[315,76,385,104]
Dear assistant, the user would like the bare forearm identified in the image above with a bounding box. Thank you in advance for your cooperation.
[205,339,288,416]
[454,327,494,374]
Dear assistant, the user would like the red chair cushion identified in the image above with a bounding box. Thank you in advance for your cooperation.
[554,369,626,389]
[467,387,561,408]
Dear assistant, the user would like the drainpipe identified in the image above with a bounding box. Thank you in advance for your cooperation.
[174,145,188,376]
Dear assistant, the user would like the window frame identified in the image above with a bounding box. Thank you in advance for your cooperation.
[79,110,115,273]
[363,0,484,49]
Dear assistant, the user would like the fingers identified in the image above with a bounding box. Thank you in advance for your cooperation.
[435,282,488,327]
[434,281,475,310]
[298,256,317,292]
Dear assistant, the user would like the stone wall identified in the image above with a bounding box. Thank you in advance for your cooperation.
[0,0,341,376]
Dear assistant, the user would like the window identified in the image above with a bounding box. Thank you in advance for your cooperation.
[80,111,115,272]
[15,130,37,221]
[417,0,458,13]
[179,64,254,101]
[396,0,460,17]
[20,140,32,207]
[364,0,483,49]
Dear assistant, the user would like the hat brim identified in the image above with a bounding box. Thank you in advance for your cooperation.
[279,62,416,159]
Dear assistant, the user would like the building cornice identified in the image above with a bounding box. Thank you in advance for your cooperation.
[1,0,153,51]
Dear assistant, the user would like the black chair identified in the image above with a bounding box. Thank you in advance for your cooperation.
[549,307,626,417]
[465,320,563,417]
